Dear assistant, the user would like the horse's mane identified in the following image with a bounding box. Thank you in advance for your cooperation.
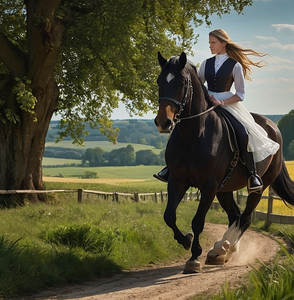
[186,60,212,107]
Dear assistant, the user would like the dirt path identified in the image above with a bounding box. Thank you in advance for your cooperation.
[19,223,279,300]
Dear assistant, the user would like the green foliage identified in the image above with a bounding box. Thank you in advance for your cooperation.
[107,144,136,166]
[46,120,168,148]
[81,171,98,178]
[12,78,37,119]
[135,149,163,165]
[278,109,294,160]
[2,0,252,143]
[204,233,294,300]
[82,147,106,166]
[42,224,113,254]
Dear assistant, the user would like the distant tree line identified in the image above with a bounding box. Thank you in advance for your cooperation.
[278,109,294,160]
[45,112,294,163]
[81,145,165,166]
[44,144,165,166]
[46,119,168,147]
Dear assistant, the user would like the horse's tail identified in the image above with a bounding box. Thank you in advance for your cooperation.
[271,160,294,206]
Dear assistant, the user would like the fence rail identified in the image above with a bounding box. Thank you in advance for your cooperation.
[0,187,293,225]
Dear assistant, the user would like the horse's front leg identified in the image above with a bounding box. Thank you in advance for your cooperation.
[164,178,193,250]
[184,184,217,273]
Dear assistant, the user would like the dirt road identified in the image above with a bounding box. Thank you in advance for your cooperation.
[20,223,279,300]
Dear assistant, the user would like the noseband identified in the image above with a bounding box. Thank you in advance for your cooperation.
[158,71,193,122]
[158,71,215,123]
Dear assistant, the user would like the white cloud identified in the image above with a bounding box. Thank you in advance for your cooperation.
[271,24,294,32]
[263,56,294,72]
[255,35,277,41]
[254,77,294,85]
[261,42,294,51]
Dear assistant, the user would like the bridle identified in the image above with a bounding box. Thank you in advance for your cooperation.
[158,69,216,123]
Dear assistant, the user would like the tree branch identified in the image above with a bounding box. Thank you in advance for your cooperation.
[0,32,27,78]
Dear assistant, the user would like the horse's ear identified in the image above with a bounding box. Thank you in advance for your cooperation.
[158,51,167,68]
[179,52,187,69]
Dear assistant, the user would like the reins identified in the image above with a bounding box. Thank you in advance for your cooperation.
[176,106,216,122]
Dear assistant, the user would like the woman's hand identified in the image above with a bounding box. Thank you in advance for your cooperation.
[209,95,222,107]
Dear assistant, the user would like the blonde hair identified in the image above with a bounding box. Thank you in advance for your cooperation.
[209,29,267,81]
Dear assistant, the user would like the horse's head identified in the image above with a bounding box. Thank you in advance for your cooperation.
[154,51,192,133]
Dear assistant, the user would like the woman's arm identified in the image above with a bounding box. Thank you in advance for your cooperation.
[219,62,245,106]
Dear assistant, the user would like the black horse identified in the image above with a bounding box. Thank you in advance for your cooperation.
[154,51,294,273]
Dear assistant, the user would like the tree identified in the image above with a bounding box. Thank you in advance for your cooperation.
[135,149,160,165]
[108,145,135,166]
[0,0,252,205]
[277,109,294,160]
[82,147,105,166]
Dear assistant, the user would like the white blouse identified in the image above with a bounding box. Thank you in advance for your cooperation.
[198,53,245,101]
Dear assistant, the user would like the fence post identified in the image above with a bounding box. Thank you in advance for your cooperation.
[77,189,83,203]
[266,186,274,227]
[160,191,164,202]
[134,192,139,202]
[113,192,119,202]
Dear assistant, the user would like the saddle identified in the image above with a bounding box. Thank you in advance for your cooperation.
[216,107,241,189]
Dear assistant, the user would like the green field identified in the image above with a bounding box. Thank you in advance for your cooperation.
[43,165,162,180]
[45,140,162,154]
[43,157,81,166]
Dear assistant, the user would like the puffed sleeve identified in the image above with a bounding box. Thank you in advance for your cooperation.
[198,60,207,84]
[232,62,245,100]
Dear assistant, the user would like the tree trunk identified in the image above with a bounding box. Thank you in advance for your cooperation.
[0,0,63,206]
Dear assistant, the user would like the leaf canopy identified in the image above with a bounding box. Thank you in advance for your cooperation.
[0,0,252,143]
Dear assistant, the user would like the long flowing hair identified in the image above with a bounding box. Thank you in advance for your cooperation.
[209,29,267,81]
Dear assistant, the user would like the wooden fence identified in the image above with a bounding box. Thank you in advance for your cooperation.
[0,187,293,225]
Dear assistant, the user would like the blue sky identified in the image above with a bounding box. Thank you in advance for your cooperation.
[111,0,294,119]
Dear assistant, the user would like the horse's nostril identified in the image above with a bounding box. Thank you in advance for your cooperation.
[164,119,171,130]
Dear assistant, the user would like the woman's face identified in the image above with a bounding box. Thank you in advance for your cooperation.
[209,36,227,55]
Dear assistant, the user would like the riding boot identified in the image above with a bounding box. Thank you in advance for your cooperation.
[242,150,263,195]
[153,166,169,183]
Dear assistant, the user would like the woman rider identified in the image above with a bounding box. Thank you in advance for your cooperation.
[154,29,279,194]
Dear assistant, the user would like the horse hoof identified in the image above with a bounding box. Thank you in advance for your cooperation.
[205,250,226,265]
[183,259,201,274]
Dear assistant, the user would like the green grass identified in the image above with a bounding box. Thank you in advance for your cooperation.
[42,157,81,166]
[43,165,164,179]
[202,239,294,300]
[1,197,222,299]
[44,180,168,194]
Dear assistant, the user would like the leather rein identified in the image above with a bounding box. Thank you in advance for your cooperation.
[158,71,216,123]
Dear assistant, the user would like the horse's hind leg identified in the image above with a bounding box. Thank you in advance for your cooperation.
[206,192,242,265]
[217,192,241,226]
[239,192,262,233]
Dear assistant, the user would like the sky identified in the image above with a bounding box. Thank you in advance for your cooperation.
[111,0,294,120]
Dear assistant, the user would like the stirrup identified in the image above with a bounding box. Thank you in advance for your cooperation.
[153,173,168,183]
[153,167,169,183]
[247,174,263,195]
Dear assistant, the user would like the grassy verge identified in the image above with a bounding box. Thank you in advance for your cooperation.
[0,197,226,299]
[199,240,294,300]
[189,218,294,300]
